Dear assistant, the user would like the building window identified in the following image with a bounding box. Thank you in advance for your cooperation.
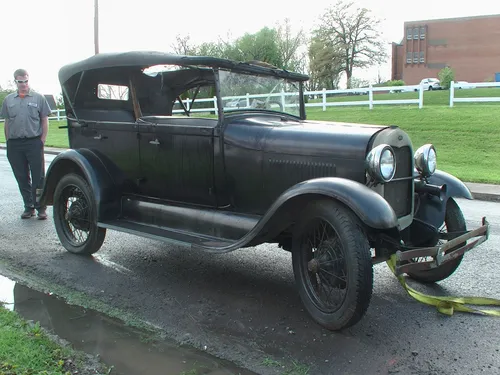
[406,52,412,63]
[420,51,425,63]
[406,27,413,39]
[413,52,419,63]
[413,28,419,39]
[420,27,426,39]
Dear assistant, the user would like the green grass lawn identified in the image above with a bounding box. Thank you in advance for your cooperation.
[1,89,499,184]
[0,305,108,374]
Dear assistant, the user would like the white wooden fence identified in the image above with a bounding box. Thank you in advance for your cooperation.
[1,81,499,123]
[170,84,424,114]
[449,80,500,107]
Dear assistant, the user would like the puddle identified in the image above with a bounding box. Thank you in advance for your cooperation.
[0,274,257,375]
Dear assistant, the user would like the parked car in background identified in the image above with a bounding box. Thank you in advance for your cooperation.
[455,81,476,89]
[39,51,489,331]
[418,78,443,90]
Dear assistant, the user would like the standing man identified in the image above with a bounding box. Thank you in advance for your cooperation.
[1,68,52,219]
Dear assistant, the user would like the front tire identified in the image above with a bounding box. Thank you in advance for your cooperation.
[292,200,373,331]
[407,198,466,283]
[53,173,106,255]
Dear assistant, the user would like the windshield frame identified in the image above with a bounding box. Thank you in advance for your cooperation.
[215,68,305,122]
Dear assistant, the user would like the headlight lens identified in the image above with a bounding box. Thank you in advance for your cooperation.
[414,144,437,177]
[366,144,396,182]
[380,149,395,180]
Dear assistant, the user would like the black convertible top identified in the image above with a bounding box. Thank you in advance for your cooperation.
[58,51,310,84]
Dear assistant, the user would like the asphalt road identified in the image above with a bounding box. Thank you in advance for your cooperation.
[0,149,499,375]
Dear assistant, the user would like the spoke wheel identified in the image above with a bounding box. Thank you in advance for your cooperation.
[53,173,106,255]
[292,200,373,331]
[407,198,466,283]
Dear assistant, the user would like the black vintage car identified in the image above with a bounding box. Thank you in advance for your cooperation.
[39,51,489,331]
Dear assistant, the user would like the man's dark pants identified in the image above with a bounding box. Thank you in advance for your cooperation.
[6,137,46,211]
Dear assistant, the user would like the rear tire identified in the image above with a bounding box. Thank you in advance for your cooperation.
[407,198,466,283]
[53,173,106,255]
[292,200,373,331]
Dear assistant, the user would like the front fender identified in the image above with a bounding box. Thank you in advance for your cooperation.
[39,149,123,221]
[427,169,473,200]
[275,177,399,229]
[193,177,398,253]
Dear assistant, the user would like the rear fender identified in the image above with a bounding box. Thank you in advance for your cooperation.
[40,149,124,221]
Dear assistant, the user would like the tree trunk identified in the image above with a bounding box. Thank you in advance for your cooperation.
[346,70,352,88]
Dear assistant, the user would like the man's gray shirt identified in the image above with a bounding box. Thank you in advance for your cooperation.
[1,90,52,139]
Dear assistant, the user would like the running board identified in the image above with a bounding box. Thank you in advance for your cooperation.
[98,220,236,250]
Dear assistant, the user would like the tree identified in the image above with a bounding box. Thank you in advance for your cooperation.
[307,36,343,90]
[170,34,198,55]
[275,18,307,72]
[312,0,388,88]
[0,85,15,116]
[232,27,282,67]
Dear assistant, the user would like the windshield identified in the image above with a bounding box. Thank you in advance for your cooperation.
[218,70,301,117]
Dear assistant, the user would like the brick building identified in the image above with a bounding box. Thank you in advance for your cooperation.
[391,14,500,85]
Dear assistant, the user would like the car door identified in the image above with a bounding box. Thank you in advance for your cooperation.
[137,116,218,207]
[67,112,142,192]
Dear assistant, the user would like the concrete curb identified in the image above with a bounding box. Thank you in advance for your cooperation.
[1,144,500,202]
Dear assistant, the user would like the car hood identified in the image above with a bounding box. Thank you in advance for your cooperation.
[263,119,389,159]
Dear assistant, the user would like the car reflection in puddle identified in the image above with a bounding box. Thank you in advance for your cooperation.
[0,275,256,375]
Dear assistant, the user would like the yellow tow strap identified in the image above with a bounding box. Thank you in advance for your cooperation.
[386,254,500,317]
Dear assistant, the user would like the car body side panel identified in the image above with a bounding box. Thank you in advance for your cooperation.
[221,116,388,214]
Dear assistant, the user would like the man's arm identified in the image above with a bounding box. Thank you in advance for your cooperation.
[3,119,8,141]
[40,116,48,144]
[39,95,52,145]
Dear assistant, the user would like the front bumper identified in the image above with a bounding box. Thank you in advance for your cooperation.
[394,217,489,276]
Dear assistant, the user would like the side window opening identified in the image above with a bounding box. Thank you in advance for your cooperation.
[97,84,129,101]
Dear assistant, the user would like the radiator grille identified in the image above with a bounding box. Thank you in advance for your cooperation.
[384,146,413,217]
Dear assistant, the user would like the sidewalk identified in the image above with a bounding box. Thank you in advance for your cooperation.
[1,143,500,202]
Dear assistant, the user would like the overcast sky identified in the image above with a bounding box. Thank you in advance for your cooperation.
[2,0,499,96]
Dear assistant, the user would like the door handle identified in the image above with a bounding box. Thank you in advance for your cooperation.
[149,138,160,145]
[93,134,107,140]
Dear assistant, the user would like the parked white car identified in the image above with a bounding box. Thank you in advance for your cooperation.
[455,81,476,89]
[419,78,443,90]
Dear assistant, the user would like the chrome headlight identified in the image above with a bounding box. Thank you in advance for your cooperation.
[366,144,396,182]
[414,144,437,177]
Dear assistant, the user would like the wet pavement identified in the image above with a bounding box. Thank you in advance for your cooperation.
[0,274,256,375]
[1,149,500,375]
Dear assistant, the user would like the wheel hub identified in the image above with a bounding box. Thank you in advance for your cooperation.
[65,200,89,231]
[308,258,320,273]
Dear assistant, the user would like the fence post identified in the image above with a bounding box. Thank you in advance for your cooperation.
[322,88,326,111]
[369,85,373,109]
[449,81,455,108]
[246,93,250,107]
[213,96,218,111]
[418,84,424,109]
[185,97,190,111]
[281,89,285,110]
[57,109,60,121]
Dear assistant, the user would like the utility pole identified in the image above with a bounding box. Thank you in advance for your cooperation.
[94,0,99,54]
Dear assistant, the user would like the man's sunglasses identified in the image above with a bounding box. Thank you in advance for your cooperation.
[15,79,28,84]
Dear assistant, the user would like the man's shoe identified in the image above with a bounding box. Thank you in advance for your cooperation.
[37,208,48,220]
[21,208,35,219]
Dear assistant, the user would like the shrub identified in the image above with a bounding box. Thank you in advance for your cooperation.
[386,80,405,86]
[438,67,455,89]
